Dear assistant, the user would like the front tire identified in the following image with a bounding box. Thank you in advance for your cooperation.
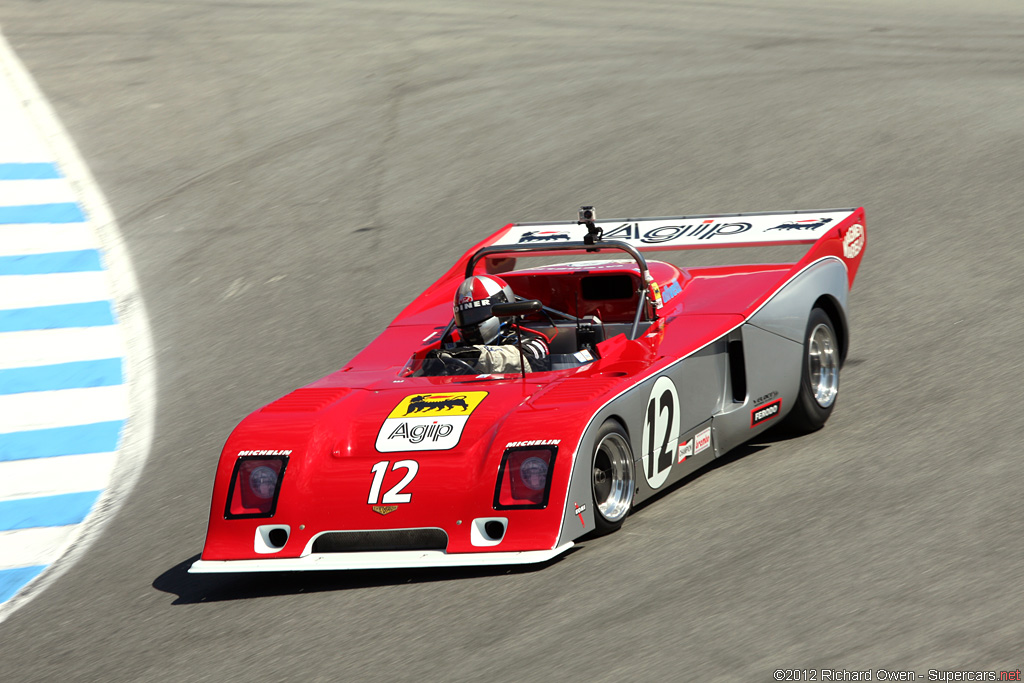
[783,307,840,433]
[591,420,634,535]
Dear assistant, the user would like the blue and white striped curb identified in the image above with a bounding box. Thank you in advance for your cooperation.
[0,33,154,620]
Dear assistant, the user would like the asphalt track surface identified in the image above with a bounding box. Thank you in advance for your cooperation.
[1,1,1023,681]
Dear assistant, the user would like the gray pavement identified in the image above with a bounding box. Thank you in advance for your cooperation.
[1,1,1022,681]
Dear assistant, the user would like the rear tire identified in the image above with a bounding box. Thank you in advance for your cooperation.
[783,307,840,433]
[590,420,634,536]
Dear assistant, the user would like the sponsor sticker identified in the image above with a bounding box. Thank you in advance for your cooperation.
[455,299,491,313]
[604,220,753,244]
[518,230,571,243]
[376,392,488,452]
[371,505,398,515]
[238,449,292,456]
[646,275,664,309]
[506,439,561,448]
[751,399,782,427]
[573,349,593,362]
[694,427,711,454]
[500,211,856,250]
[662,280,683,303]
[677,439,693,463]
[753,391,779,405]
[388,392,487,418]
[843,223,865,259]
[523,259,632,272]
[766,217,833,232]
[574,501,587,526]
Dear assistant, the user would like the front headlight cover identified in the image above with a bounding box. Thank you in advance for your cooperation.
[224,455,289,519]
[493,445,557,510]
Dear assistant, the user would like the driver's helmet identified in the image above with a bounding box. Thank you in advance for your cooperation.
[453,275,514,345]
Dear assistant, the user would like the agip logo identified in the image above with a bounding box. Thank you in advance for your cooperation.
[388,392,487,417]
[376,392,488,452]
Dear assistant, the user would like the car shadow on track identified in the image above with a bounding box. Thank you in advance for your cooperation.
[153,550,576,605]
[625,424,805,517]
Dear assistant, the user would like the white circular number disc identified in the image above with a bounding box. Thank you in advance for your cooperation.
[641,376,680,489]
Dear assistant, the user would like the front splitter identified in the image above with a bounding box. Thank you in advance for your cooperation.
[189,542,574,573]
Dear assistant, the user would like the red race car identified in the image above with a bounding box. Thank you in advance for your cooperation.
[191,206,866,573]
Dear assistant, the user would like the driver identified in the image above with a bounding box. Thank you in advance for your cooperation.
[428,275,550,374]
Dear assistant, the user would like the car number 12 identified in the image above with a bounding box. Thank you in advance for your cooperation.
[641,376,680,489]
[368,459,419,504]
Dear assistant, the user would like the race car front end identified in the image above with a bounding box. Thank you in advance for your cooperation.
[190,384,580,573]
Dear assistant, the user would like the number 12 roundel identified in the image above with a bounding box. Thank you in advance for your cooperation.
[641,376,680,489]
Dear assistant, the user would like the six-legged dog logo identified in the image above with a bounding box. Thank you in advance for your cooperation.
[403,394,470,415]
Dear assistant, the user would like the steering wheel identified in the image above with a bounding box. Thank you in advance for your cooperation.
[442,356,479,376]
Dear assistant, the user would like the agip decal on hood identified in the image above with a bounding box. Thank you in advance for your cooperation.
[375,392,488,452]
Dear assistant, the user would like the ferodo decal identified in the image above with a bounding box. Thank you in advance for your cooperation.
[376,392,487,452]
[843,223,865,259]
[641,376,680,489]
[751,399,782,427]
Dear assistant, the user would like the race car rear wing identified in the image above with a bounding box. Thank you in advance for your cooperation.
[493,208,861,252]
[416,206,865,338]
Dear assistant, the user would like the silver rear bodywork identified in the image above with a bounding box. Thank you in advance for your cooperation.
[557,256,850,544]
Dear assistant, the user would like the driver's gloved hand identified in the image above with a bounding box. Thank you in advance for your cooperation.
[422,349,451,375]
[422,347,481,376]
[449,347,482,363]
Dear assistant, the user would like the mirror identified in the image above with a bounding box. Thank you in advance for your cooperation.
[491,300,543,317]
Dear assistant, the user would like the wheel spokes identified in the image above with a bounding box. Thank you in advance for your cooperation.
[808,323,838,408]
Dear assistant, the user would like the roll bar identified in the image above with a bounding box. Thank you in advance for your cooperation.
[466,240,653,340]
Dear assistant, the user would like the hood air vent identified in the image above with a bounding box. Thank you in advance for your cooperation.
[261,388,350,413]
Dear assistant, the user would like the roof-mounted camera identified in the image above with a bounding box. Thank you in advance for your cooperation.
[578,205,602,246]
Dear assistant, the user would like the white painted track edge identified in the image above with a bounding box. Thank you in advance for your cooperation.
[0,32,156,625]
